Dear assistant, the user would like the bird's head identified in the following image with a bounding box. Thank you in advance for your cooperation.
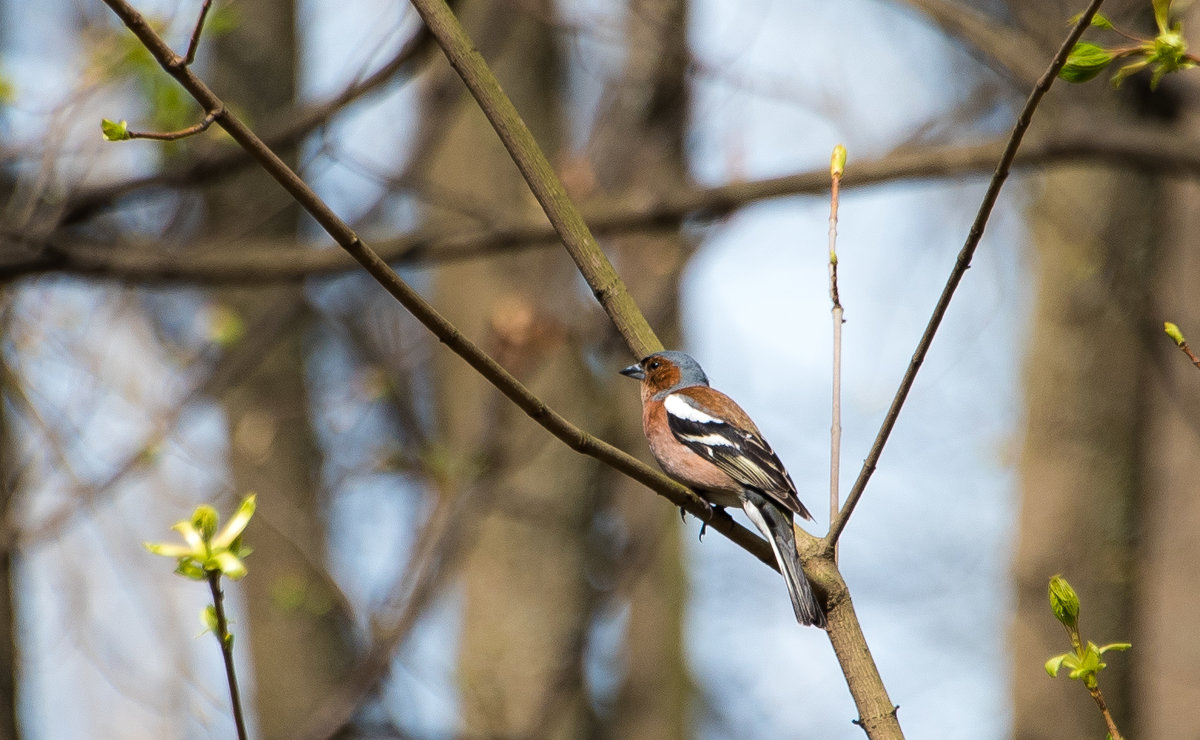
[620,350,709,397]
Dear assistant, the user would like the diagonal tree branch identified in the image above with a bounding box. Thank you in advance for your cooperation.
[405,0,662,359]
[97,0,777,571]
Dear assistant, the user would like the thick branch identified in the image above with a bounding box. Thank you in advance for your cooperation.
[406,0,661,358]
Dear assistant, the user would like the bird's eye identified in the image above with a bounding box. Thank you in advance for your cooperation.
[647,360,661,371]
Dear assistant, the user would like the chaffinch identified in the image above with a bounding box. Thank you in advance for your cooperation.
[621,350,825,628]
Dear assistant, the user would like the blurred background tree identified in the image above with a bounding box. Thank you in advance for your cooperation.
[1,0,1199,738]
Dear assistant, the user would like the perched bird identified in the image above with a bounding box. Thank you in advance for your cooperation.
[621,350,826,627]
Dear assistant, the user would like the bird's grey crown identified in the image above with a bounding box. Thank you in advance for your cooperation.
[645,350,709,389]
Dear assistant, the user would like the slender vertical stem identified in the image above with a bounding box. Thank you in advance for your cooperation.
[827,147,845,541]
[207,572,249,740]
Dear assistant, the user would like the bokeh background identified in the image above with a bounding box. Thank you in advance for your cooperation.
[1,0,1198,737]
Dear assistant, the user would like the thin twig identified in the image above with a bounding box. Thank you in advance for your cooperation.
[1164,322,1200,370]
[824,0,1107,550]
[1177,341,1200,369]
[207,572,249,740]
[827,146,845,537]
[127,110,219,141]
[183,0,215,66]
[1088,684,1123,740]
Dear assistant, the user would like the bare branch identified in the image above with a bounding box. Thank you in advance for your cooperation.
[126,109,219,141]
[206,572,249,740]
[18,125,1200,285]
[184,0,215,66]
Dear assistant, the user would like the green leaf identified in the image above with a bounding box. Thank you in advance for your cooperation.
[101,118,131,142]
[1045,653,1068,677]
[191,505,220,542]
[1154,0,1172,34]
[143,541,193,558]
[1098,642,1132,654]
[1059,42,1114,83]
[170,520,205,552]
[1111,58,1150,87]
[210,494,256,549]
[212,551,247,580]
[175,559,207,581]
[201,604,219,635]
[1069,11,1114,30]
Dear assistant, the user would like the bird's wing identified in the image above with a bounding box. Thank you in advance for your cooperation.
[663,391,812,520]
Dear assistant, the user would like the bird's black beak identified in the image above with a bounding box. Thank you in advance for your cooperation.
[619,362,645,380]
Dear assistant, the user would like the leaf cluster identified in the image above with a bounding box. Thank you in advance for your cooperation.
[93,5,240,139]
[1043,575,1131,690]
[1061,0,1197,89]
[144,494,256,580]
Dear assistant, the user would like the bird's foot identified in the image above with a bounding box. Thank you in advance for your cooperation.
[697,504,722,540]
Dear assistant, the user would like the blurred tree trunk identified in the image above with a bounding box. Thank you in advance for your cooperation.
[590,0,691,737]
[413,2,599,738]
[1131,6,1200,732]
[1136,190,1200,738]
[204,3,353,737]
[1013,158,1147,739]
[1009,3,1200,738]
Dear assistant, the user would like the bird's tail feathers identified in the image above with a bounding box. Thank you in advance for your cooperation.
[741,490,826,628]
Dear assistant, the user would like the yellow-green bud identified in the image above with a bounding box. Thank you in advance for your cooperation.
[1049,574,1080,630]
[1165,321,1186,347]
[192,505,220,542]
[830,145,847,178]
